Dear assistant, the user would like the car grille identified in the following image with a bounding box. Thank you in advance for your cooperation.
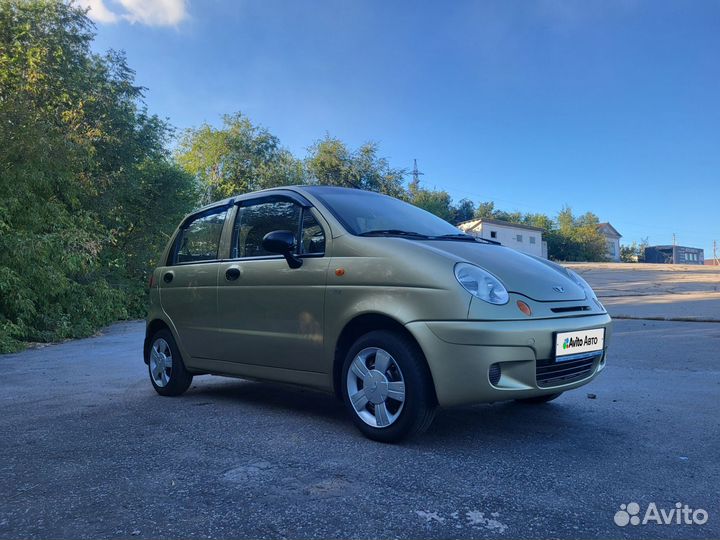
[536,351,602,388]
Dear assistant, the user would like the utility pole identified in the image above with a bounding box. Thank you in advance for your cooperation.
[672,233,677,264]
[714,240,718,266]
[409,159,424,194]
[411,159,424,184]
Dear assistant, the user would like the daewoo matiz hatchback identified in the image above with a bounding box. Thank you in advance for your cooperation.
[145,186,612,442]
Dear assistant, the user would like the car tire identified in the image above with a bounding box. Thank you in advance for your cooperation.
[341,330,436,443]
[147,329,193,397]
[515,392,563,404]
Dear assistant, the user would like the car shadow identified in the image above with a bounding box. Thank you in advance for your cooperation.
[187,376,347,422]
[183,376,617,447]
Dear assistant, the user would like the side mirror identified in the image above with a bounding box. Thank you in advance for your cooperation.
[262,230,303,269]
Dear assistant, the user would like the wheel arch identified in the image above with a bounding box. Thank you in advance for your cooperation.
[331,312,436,402]
[143,319,172,364]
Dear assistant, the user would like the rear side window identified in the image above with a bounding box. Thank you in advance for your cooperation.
[174,209,227,264]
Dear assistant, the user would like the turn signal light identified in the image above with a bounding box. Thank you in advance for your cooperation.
[335,268,345,277]
[517,300,532,316]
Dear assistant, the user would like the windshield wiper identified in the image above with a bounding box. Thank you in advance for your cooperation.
[358,229,431,238]
[432,233,501,245]
[431,233,476,241]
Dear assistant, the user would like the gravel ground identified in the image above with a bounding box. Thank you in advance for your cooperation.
[568,263,720,321]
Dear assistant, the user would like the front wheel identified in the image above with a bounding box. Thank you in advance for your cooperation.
[341,330,436,443]
[148,329,193,397]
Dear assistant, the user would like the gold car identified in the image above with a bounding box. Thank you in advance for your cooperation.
[145,186,612,442]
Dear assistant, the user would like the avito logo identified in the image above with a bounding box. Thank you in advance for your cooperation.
[562,335,599,350]
[614,502,708,527]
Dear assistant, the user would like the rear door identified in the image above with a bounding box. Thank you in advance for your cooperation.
[158,206,229,362]
[215,195,330,372]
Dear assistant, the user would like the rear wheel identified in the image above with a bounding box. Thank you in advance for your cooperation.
[341,330,436,443]
[516,392,563,404]
[148,329,193,397]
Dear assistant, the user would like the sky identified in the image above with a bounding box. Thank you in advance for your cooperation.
[79,0,720,257]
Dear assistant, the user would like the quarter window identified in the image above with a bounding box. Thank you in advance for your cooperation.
[174,209,227,264]
[301,211,326,254]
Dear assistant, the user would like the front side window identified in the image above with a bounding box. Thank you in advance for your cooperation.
[231,198,327,259]
[233,200,301,258]
[175,209,227,264]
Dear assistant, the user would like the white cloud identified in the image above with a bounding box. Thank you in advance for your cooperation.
[117,0,187,26]
[76,0,188,27]
[76,0,119,24]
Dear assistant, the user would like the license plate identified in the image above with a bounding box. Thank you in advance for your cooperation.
[555,328,605,358]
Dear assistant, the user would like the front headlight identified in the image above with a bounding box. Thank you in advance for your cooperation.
[454,263,509,305]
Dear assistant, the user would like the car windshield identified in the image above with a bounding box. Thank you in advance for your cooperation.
[308,188,465,237]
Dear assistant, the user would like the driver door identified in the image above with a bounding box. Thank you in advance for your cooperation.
[215,196,330,373]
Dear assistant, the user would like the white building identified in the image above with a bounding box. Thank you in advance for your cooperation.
[597,222,622,262]
[458,218,545,258]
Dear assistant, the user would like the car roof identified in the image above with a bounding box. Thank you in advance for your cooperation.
[192,185,375,214]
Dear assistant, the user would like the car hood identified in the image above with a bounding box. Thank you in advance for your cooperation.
[417,240,586,302]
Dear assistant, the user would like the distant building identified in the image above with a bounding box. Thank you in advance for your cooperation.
[458,218,544,258]
[705,258,719,266]
[644,245,704,265]
[597,222,622,262]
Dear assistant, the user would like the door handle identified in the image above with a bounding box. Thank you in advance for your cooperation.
[163,271,174,283]
[225,267,241,281]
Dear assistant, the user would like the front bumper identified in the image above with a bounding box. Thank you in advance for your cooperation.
[405,313,612,407]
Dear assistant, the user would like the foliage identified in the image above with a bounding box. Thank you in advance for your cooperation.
[451,198,475,224]
[176,113,303,204]
[305,137,407,198]
[177,123,410,201]
[0,1,196,352]
[621,237,649,263]
[471,201,609,262]
[406,179,454,221]
[550,207,608,262]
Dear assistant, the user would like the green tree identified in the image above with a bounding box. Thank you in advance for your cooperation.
[408,185,454,221]
[548,207,608,261]
[177,112,304,203]
[452,198,476,224]
[474,201,496,219]
[621,237,649,263]
[0,1,195,351]
[305,136,406,197]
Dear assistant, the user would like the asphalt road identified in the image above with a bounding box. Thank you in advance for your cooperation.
[1,319,719,539]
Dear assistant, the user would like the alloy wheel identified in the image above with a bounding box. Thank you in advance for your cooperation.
[149,337,173,387]
[346,347,406,428]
